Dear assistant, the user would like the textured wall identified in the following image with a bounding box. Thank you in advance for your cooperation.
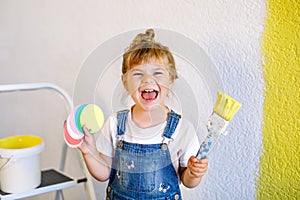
[0,0,267,199]
[257,0,300,199]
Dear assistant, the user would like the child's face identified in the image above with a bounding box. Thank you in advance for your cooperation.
[122,61,174,111]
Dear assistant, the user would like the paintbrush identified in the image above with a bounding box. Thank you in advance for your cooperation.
[196,91,242,159]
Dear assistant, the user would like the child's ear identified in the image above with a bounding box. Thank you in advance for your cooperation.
[122,74,128,91]
[168,78,175,89]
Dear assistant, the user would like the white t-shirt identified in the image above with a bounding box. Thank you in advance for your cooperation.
[96,109,200,173]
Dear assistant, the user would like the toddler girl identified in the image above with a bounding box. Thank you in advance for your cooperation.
[79,29,208,200]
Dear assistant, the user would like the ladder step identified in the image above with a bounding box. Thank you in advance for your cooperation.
[0,169,85,200]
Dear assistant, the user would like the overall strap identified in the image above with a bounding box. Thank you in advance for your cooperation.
[163,110,181,139]
[117,109,129,136]
[117,109,181,138]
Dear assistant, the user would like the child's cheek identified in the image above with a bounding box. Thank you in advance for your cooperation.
[157,77,172,89]
[127,81,140,93]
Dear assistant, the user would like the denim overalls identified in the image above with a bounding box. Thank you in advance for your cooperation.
[106,109,182,200]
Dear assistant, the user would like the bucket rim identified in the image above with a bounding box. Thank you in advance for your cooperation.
[0,135,44,158]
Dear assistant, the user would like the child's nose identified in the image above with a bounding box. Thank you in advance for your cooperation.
[142,74,155,83]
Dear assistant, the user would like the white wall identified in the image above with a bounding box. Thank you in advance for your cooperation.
[0,0,265,199]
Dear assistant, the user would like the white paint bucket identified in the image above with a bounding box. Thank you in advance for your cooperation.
[0,135,44,193]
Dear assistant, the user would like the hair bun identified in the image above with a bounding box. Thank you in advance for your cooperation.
[145,29,155,39]
[130,29,155,48]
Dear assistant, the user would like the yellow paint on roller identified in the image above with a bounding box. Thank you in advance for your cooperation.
[257,0,300,199]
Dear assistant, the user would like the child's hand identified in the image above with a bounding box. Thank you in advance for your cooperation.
[187,156,208,178]
[78,125,98,156]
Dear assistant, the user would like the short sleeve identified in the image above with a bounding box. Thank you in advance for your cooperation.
[95,115,118,157]
[175,119,201,168]
[179,132,200,167]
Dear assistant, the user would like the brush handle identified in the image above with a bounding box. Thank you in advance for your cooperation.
[196,112,229,159]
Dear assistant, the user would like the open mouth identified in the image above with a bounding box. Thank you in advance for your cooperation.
[141,89,159,101]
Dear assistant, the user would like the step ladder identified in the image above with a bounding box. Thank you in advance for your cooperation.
[0,83,97,200]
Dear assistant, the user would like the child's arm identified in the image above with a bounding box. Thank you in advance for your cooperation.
[179,156,208,188]
[78,125,112,182]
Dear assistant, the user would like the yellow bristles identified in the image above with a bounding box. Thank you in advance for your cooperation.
[213,91,242,121]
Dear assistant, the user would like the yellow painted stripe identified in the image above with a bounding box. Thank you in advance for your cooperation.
[257,0,300,199]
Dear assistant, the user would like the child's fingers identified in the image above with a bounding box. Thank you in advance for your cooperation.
[189,164,208,177]
[82,125,96,145]
[190,162,208,172]
[199,157,209,164]
[78,125,97,155]
[189,156,208,163]
[188,156,209,177]
[82,125,92,136]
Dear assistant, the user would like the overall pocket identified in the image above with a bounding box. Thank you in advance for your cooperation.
[119,156,156,192]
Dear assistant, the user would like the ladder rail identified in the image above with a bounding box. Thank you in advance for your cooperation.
[0,82,96,200]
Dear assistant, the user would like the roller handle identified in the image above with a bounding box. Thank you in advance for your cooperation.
[196,112,228,159]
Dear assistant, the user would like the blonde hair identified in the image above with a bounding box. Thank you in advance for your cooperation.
[122,29,178,80]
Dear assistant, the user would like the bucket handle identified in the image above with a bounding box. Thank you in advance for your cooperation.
[0,155,12,170]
